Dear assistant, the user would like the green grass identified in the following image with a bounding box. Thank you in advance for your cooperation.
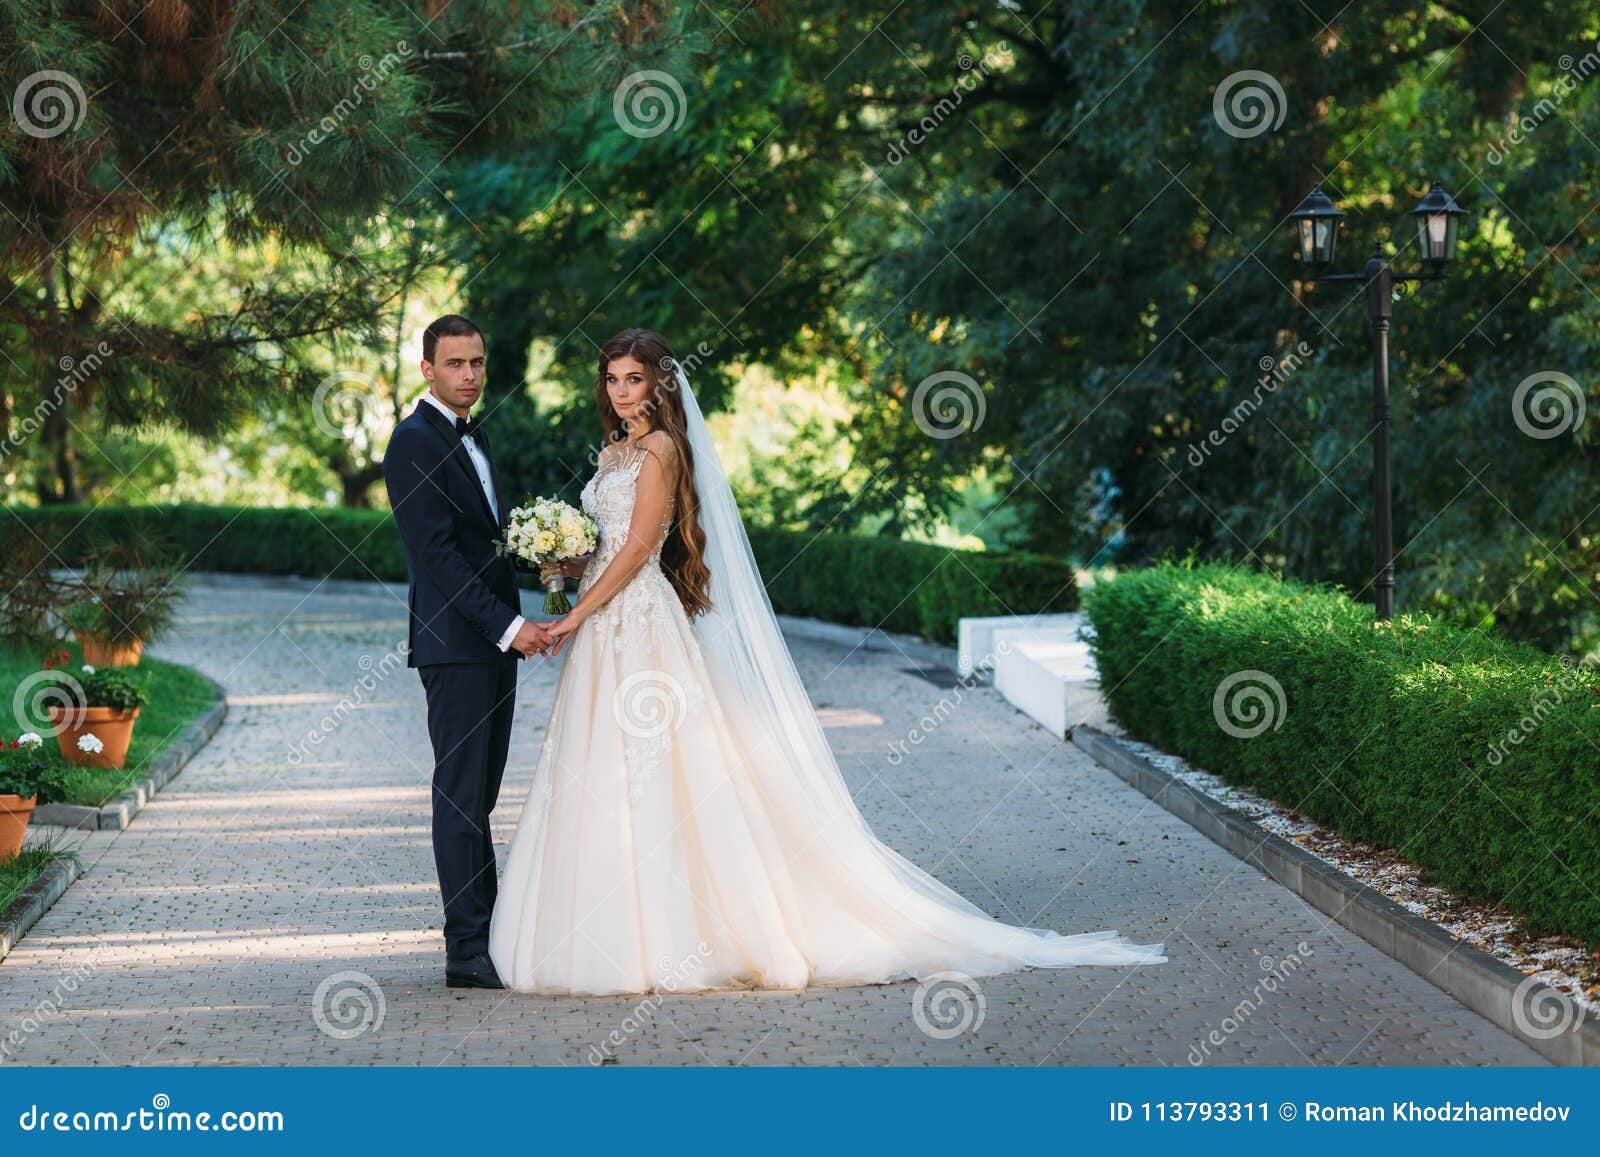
[0,832,81,916]
[1,643,218,807]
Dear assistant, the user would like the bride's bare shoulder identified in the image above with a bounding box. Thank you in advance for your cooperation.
[638,430,679,469]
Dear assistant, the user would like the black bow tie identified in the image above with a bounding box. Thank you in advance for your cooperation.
[453,414,482,439]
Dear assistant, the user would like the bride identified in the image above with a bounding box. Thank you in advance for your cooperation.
[487,328,1165,995]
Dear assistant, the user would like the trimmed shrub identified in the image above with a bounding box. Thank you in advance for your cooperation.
[8,505,1076,646]
[746,528,1076,644]
[1086,561,1600,942]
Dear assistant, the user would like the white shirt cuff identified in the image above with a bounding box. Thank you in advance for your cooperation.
[496,615,525,652]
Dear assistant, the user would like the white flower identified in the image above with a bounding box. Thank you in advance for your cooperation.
[77,732,105,755]
[534,530,557,554]
[561,535,581,555]
[16,732,42,748]
[81,664,95,674]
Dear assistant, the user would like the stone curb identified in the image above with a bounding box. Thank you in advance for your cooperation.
[3,672,226,965]
[0,856,84,965]
[32,674,228,832]
[1071,724,1600,1067]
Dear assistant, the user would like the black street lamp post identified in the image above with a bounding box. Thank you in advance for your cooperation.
[1288,181,1468,620]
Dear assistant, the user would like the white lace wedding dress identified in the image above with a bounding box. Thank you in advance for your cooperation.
[488,423,1165,996]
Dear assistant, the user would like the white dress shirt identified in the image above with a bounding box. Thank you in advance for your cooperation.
[419,392,524,652]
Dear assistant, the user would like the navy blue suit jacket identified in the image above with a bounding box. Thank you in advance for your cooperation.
[382,400,521,667]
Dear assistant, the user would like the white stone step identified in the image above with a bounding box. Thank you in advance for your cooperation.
[989,624,1109,738]
[956,612,1082,676]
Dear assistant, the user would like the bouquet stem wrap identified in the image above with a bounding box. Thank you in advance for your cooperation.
[542,570,571,615]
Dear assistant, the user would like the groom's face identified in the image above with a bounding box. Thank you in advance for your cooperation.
[422,333,487,415]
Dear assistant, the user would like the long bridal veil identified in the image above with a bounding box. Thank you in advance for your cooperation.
[664,358,1165,977]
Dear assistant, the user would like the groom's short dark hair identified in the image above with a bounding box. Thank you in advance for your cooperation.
[422,314,484,363]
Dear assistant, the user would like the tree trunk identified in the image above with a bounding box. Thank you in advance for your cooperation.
[35,405,80,504]
[337,460,386,508]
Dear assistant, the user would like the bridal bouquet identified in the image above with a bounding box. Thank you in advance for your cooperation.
[500,497,598,614]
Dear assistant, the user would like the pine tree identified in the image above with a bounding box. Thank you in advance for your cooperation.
[0,0,687,502]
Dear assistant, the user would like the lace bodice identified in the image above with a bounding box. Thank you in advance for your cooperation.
[578,439,675,586]
[575,436,688,646]
[571,436,705,798]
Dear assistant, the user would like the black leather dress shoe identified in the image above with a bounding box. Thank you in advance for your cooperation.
[445,952,505,990]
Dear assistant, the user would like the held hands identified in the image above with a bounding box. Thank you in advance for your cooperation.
[544,611,586,657]
[509,613,583,659]
[510,619,557,659]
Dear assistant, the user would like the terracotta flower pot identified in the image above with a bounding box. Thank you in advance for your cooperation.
[77,633,144,667]
[0,793,37,861]
[47,705,140,769]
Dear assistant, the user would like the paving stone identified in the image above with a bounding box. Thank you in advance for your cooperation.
[0,575,1546,1066]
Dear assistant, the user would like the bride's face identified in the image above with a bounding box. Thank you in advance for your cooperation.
[604,356,653,427]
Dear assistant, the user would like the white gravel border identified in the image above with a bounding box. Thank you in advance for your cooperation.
[1117,735,1598,1016]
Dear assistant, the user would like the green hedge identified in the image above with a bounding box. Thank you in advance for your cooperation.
[1086,561,1600,943]
[746,527,1076,644]
[7,505,408,584]
[6,505,1076,646]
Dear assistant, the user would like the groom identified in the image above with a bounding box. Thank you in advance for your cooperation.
[382,314,554,990]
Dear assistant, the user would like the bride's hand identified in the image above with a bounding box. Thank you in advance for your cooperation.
[545,611,585,656]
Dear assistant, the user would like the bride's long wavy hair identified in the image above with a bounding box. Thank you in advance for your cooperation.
[595,328,713,617]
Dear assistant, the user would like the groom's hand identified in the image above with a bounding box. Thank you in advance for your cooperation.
[510,620,556,658]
